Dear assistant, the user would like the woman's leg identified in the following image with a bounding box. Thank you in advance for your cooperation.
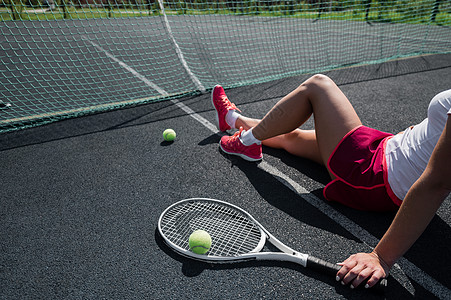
[236,116,323,165]
[250,74,362,166]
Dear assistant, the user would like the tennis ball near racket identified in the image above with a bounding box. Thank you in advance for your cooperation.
[163,129,176,142]
[188,230,212,254]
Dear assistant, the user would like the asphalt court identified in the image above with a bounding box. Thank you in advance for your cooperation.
[1,53,451,299]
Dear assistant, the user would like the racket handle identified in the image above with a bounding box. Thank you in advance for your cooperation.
[306,256,387,292]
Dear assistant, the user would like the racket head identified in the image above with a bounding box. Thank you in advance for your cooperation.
[158,198,266,262]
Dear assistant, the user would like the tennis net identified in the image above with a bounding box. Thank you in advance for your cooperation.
[1,0,450,132]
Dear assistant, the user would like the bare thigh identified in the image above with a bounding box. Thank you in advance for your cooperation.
[253,74,362,167]
[305,75,362,165]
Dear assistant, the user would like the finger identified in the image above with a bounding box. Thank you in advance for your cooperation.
[342,264,365,285]
[336,258,357,281]
[364,269,386,288]
[350,267,374,288]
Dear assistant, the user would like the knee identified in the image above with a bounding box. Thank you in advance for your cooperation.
[307,74,333,86]
[300,74,335,94]
[282,130,300,142]
[280,130,303,150]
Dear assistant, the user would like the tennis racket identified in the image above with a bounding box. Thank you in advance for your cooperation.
[158,198,387,290]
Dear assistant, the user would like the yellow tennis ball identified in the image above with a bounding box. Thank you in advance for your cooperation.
[163,129,176,141]
[189,230,212,254]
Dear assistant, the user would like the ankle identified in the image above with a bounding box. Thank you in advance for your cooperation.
[225,110,240,129]
[239,128,261,146]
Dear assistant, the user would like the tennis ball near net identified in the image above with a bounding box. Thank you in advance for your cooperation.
[188,230,212,254]
[163,129,176,142]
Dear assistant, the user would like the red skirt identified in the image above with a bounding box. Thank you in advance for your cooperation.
[323,125,402,211]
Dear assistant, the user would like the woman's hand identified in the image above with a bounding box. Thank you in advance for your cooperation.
[336,251,390,289]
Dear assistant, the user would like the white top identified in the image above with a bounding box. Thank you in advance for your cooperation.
[385,89,451,200]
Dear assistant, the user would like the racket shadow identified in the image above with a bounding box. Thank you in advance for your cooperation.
[155,226,319,278]
[154,228,409,297]
[154,227,304,275]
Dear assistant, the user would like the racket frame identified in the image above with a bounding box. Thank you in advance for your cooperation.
[158,198,387,290]
[158,198,310,265]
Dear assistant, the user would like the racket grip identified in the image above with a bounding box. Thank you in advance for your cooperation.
[306,256,387,292]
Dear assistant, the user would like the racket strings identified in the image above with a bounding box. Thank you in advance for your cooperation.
[160,200,262,257]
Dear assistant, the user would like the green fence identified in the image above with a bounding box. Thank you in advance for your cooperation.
[1,0,450,132]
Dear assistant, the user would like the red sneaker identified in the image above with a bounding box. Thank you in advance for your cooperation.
[219,129,263,161]
[211,85,241,132]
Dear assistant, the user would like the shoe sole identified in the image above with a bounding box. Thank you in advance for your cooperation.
[219,143,262,162]
[211,85,220,131]
[211,85,229,132]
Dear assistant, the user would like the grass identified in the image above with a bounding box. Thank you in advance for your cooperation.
[0,6,449,25]
[0,7,160,21]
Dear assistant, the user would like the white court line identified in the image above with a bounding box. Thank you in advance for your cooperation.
[91,42,450,298]
[156,0,206,93]
[81,36,169,97]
